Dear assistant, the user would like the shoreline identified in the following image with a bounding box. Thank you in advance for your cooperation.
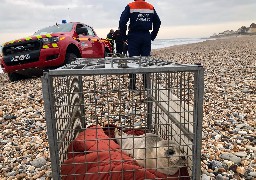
[0,36,255,179]
[152,34,256,51]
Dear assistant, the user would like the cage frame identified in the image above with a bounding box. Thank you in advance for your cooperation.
[42,57,204,180]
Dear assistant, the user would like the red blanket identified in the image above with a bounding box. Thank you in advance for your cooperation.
[61,125,190,180]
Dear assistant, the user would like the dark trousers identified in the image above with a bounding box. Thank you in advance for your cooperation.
[129,73,148,90]
[128,31,151,90]
[128,32,151,56]
[116,42,124,54]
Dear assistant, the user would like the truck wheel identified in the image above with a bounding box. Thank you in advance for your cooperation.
[8,72,22,82]
[65,53,77,65]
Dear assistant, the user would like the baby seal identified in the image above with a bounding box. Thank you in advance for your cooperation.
[115,129,187,175]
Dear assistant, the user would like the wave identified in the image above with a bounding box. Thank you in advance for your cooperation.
[151,38,211,49]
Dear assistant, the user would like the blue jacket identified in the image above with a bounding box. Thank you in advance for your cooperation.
[119,1,161,41]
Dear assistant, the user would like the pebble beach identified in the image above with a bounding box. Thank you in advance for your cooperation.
[0,35,255,179]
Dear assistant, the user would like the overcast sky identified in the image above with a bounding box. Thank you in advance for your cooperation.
[0,0,255,44]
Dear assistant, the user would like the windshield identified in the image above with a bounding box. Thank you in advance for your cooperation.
[34,23,74,35]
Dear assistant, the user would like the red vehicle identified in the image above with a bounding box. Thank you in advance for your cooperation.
[0,22,112,81]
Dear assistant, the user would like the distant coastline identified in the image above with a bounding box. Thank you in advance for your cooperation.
[210,33,256,39]
[210,22,256,38]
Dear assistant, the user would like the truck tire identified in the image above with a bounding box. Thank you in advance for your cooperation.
[8,72,22,82]
[65,53,77,65]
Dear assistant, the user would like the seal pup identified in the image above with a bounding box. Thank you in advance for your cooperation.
[115,129,187,175]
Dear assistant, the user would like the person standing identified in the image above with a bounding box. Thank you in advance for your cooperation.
[119,0,161,90]
[106,29,115,52]
[113,29,124,55]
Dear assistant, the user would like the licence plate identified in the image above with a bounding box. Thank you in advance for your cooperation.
[10,54,30,62]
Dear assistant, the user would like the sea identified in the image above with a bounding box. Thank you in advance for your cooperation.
[151,37,211,49]
[0,37,212,74]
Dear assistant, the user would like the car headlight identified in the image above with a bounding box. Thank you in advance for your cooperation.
[42,37,59,44]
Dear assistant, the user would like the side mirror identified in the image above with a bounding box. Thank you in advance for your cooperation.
[77,27,88,35]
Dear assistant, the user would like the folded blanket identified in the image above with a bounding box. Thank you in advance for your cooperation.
[61,125,189,180]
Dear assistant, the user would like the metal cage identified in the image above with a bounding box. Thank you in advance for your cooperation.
[42,57,204,180]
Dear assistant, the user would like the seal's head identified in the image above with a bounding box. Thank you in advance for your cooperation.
[152,140,187,175]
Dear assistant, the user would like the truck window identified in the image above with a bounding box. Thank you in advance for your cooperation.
[86,26,95,36]
[34,23,73,35]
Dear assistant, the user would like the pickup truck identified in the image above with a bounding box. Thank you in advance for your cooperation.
[0,22,113,81]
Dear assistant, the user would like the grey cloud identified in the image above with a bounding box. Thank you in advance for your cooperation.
[155,0,256,26]
[0,0,255,34]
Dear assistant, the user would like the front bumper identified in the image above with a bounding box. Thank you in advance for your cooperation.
[1,48,65,74]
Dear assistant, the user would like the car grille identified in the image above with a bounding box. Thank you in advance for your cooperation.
[3,40,42,56]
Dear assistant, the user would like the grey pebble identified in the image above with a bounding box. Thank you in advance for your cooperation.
[234,151,247,157]
[209,173,215,177]
[242,88,249,93]
[238,115,246,120]
[238,130,247,135]
[35,121,43,127]
[244,136,255,141]
[37,177,46,180]
[233,112,239,117]
[230,156,242,164]
[245,176,253,179]
[3,115,17,120]
[7,171,17,176]
[209,160,223,169]
[220,153,231,160]
[236,123,247,129]
[216,174,225,180]
[249,172,256,177]
[236,140,242,144]
[0,140,9,145]
[219,153,241,164]
[201,174,211,180]
[30,157,47,168]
